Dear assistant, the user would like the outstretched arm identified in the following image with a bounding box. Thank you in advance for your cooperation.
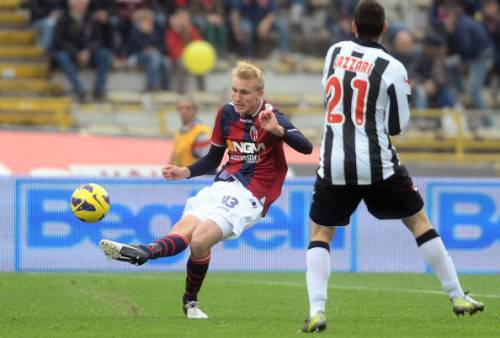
[188,144,225,178]
[162,144,225,180]
[259,109,313,154]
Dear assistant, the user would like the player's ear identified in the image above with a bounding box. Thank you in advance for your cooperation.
[351,21,357,35]
[382,21,388,34]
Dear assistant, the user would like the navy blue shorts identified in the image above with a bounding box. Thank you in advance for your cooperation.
[309,166,424,227]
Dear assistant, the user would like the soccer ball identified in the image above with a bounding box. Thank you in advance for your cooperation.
[70,183,110,223]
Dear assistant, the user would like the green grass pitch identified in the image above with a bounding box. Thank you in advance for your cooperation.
[1,272,499,337]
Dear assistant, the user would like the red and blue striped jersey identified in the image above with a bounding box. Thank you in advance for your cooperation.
[211,100,296,214]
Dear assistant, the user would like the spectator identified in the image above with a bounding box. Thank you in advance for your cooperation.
[52,0,113,102]
[391,30,419,91]
[190,0,228,57]
[229,0,290,58]
[170,96,212,168]
[443,1,493,110]
[429,0,448,34]
[152,0,190,27]
[126,8,171,92]
[29,0,66,51]
[326,0,358,39]
[413,35,456,109]
[290,0,307,32]
[330,13,354,44]
[166,10,205,94]
[482,0,500,107]
[114,0,150,56]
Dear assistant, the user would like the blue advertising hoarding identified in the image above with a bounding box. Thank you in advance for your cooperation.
[1,177,498,273]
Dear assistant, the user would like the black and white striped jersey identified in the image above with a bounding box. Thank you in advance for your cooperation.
[317,38,411,185]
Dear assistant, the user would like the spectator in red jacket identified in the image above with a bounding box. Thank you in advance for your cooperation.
[166,10,205,93]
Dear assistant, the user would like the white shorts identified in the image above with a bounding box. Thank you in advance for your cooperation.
[183,180,263,240]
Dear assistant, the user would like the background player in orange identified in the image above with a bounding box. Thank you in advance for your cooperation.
[170,96,212,168]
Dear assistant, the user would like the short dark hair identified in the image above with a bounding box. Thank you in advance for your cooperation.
[354,0,385,40]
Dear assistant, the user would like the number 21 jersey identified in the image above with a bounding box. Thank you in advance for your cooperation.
[318,38,411,185]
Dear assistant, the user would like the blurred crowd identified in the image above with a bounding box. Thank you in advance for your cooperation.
[390,0,500,127]
[28,0,500,121]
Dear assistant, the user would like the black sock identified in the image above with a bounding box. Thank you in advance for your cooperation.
[183,253,211,303]
[144,234,189,259]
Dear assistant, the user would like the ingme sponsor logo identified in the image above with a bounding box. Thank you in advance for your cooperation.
[226,140,266,154]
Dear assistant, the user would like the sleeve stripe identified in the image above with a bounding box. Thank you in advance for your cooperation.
[387,84,401,135]
[193,140,211,148]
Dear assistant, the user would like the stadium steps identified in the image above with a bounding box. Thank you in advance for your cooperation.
[0,2,72,130]
[0,79,63,95]
[0,46,44,59]
[0,62,49,78]
[302,57,324,74]
[0,96,74,129]
[0,30,34,45]
[0,10,29,27]
[73,102,163,137]
[266,93,301,109]
[0,0,21,11]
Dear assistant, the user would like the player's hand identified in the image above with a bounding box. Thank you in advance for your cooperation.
[258,109,284,137]
[162,165,190,180]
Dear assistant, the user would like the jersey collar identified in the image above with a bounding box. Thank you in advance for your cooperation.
[250,98,264,118]
[352,38,388,53]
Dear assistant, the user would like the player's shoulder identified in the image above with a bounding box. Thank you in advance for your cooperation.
[382,52,407,73]
[221,102,235,113]
[326,40,352,55]
[218,103,240,119]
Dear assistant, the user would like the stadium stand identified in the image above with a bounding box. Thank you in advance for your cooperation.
[0,0,69,128]
[0,0,498,172]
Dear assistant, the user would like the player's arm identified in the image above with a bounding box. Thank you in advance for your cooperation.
[385,67,411,136]
[187,106,227,178]
[259,109,313,154]
[163,107,227,180]
[162,144,225,180]
[187,144,225,178]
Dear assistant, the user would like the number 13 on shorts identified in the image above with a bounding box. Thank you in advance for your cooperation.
[221,195,239,208]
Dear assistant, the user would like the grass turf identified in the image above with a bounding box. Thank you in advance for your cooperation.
[0,272,499,337]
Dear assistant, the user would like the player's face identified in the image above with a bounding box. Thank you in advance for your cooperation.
[231,76,263,116]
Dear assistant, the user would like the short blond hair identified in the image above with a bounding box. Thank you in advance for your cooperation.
[231,61,264,90]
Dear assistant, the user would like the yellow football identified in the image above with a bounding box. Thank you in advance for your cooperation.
[70,183,110,223]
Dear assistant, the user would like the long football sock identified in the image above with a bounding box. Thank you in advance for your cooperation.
[184,253,211,303]
[306,241,331,317]
[416,229,464,298]
[142,234,189,259]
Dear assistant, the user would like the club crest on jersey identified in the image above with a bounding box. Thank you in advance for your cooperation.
[250,125,258,141]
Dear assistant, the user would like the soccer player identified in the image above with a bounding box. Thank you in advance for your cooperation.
[301,0,484,333]
[100,61,313,319]
[170,96,211,168]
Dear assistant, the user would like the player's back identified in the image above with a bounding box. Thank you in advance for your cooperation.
[318,39,411,185]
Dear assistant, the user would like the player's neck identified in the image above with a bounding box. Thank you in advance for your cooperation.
[239,98,263,118]
[353,36,386,51]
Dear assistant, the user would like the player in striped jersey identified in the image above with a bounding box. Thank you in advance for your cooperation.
[99,61,312,319]
[301,1,484,333]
